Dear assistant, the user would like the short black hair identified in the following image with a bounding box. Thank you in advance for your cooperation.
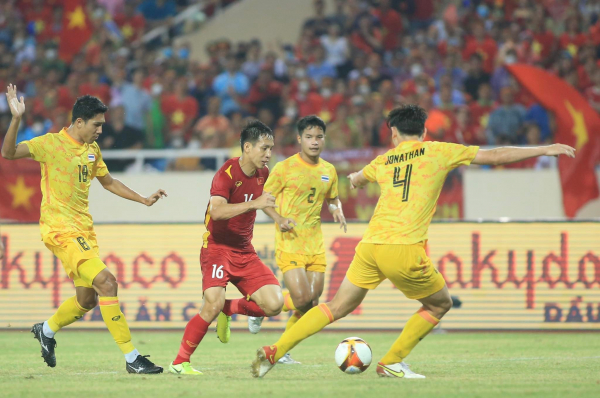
[386,104,427,136]
[71,95,108,123]
[240,120,273,151]
[297,115,326,136]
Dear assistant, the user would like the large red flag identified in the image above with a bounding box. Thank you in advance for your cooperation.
[507,64,600,217]
[0,157,42,222]
[58,0,93,63]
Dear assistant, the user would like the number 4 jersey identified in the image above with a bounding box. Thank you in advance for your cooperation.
[203,157,269,251]
[23,129,108,238]
[362,141,479,245]
[263,153,338,256]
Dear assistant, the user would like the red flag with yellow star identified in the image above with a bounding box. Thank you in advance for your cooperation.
[507,64,600,217]
[0,157,42,222]
[58,0,93,62]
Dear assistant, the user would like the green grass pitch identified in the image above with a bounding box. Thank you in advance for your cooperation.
[1,330,599,398]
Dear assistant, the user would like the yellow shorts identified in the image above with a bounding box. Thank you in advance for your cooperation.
[276,250,327,274]
[43,232,105,288]
[346,242,445,300]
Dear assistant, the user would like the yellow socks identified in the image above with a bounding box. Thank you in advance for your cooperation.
[282,292,297,312]
[274,303,334,361]
[380,307,439,365]
[46,296,91,333]
[285,310,303,331]
[99,296,135,354]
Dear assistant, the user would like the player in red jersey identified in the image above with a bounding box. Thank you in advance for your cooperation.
[169,120,284,375]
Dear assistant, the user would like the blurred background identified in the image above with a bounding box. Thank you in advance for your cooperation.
[0,0,599,331]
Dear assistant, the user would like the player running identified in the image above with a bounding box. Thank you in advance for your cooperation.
[247,115,346,365]
[252,104,576,378]
[169,120,284,376]
[1,85,166,374]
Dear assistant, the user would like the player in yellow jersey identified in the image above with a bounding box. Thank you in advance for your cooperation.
[1,85,167,374]
[245,115,346,364]
[252,104,576,378]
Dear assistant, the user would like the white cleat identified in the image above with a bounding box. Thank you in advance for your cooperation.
[248,316,264,334]
[376,362,426,379]
[277,352,301,365]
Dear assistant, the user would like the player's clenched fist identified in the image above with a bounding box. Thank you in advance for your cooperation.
[253,192,277,210]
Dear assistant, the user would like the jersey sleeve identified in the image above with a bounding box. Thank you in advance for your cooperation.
[22,134,53,163]
[210,168,233,200]
[362,155,385,182]
[263,162,284,196]
[441,143,480,169]
[328,167,339,199]
[93,145,109,178]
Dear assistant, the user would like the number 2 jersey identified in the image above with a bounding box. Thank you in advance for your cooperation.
[23,129,108,238]
[263,154,338,255]
[362,141,479,245]
[203,157,269,251]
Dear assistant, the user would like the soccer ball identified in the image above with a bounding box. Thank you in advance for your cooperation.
[334,336,372,374]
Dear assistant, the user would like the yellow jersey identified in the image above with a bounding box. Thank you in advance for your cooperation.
[23,129,108,237]
[264,153,339,255]
[362,140,479,245]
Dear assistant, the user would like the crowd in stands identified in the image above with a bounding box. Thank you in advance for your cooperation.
[1,0,600,171]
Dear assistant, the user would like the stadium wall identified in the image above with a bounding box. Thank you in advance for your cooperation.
[1,222,599,330]
[85,170,600,223]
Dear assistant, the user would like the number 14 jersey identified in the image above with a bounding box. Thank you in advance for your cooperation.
[264,154,338,256]
[362,140,479,245]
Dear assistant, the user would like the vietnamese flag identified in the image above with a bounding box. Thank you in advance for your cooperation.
[58,0,93,62]
[507,64,600,217]
[0,157,42,222]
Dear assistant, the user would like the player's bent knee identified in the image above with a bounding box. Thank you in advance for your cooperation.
[291,293,313,311]
[262,297,284,317]
[93,270,118,297]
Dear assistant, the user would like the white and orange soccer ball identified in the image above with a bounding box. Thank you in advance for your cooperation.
[334,337,372,374]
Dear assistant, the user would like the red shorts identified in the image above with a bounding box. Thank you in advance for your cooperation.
[200,246,280,297]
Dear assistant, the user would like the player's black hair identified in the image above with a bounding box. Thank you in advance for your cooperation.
[71,95,108,123]
[386,104,428,136]
[240,120,273,151]
[297,115,326,136]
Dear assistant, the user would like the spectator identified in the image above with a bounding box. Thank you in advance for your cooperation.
[463,53,490,101]
[303,0,329,37]
[190,66,215,119]
[79,70,111,105]
[486,87,526,144]
[114,2,146,42]
[212,54,250,115]
[351,13,383,55]
[161,78,199,147]
[121,69,152,132]
[192,97,233,149]
[307,45,337,85]
[320,23,350,72]
[433,75,464,108]
[371,0,403,52]
[241,39,263,81]
[100,106,145,171]
[138,0,177,24]
[462,20,497,74]
[245,67,283,117]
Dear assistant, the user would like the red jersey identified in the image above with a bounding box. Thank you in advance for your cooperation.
[203,158,269,251]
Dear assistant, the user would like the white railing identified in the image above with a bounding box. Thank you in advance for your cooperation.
[102,148,232,170]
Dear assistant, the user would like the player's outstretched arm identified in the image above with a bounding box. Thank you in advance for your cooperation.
[210,192,277,221]
[327,197,347,232]
[1,84,31,160]
[263,206,297,232]
[347,170,370,190]
[97,173,167,206]
[471,144,575,166]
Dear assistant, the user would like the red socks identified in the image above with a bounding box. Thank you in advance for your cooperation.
[173,314,209,365]
[222,299,266,317]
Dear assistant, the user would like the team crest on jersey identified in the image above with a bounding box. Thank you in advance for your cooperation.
[321,175,329,182]
[235,181,243,187]
[88,153,96,162]
[257,177,265,185]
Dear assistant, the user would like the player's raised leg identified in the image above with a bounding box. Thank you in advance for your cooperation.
[376,286,451,379]
[252,277,367,377]
[31,287,96,367]
[91,266,163,374]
